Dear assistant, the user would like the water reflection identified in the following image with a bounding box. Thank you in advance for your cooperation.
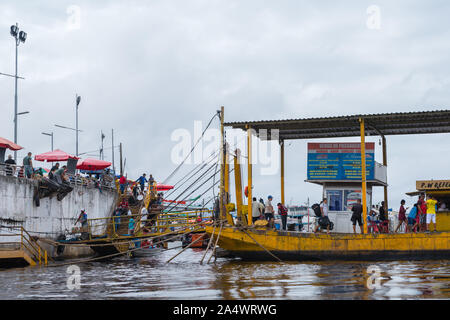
[0,243,449,300]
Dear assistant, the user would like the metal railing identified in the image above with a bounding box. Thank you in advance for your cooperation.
[81,209,214,239]
[0,226,50,265]
[0,163,116,191]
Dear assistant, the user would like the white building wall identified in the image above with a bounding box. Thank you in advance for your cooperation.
[0,175,117,243]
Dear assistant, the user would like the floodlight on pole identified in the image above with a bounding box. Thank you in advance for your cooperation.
[10,22,27,161]
[76,94,81,156]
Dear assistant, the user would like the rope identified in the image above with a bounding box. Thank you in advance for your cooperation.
[162,112,219,185]
[207,221,224,264]
[46,224,205,268]
[164,162,218,213]
[165,232,206,263]
[240,228,282,262]
[200,223,216,264]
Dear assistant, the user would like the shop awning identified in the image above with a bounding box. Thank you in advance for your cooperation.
[0,137,23,151]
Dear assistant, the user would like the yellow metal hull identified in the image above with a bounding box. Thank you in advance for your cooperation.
[205,225,450,261]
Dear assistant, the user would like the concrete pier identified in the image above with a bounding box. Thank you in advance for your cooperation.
[0,175,117,258]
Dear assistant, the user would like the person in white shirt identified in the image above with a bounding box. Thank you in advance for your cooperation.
[314,198,330,234]
[264,195,275,228]
[251,197,261,224]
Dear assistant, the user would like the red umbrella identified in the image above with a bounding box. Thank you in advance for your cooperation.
[157,184,174,191]
[76,158,111,170]
[0,137,23,151]
[34,149,79,162]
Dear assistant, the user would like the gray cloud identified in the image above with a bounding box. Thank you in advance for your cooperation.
[1,0,450,209]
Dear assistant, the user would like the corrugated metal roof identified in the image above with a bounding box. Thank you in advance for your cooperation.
[224,110,450,140]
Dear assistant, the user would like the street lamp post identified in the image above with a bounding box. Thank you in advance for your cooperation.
[54,124,82,154]
[76,95,81,156]
[42,132,54,151]
[10,23,27,161]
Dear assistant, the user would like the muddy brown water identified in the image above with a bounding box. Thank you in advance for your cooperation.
[0,242,449,300]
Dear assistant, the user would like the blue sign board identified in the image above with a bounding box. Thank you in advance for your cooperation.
[307,143,375,180]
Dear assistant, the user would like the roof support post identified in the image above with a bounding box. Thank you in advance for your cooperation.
[359,118,368,234]
[224,142,234,225]
[220,106,225,221]
[233,149,244,224]
[280,140,285,205]
[382,135,388,212]
[247,125,253,225]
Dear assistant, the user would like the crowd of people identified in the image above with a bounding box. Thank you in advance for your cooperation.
[249,195,289,230]
[2,152,115,191]
[393,193,443,233]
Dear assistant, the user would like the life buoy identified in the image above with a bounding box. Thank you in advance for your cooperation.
[244,186,248,198]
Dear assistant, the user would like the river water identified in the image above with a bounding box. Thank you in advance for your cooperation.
[1,242,449,300]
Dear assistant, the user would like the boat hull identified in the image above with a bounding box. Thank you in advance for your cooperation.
[206,226,450,261]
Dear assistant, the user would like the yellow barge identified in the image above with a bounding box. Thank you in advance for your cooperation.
[206,226,450,261]
[206,109,450,261]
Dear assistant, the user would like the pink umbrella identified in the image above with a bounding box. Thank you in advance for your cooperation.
[34,149,79,162]
[0,137,23,151]
[76,158,111,170]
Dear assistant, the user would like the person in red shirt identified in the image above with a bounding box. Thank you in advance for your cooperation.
[395,199,408,233]
[417,194,427,232]
[277,203,288,231]
[119,175,127,194]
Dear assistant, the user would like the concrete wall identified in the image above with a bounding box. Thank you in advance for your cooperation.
[0,175,117,244]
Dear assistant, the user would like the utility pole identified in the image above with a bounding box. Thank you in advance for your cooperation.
[119,142,123,176]
[10,23,27,161]
[76,94,81,156]
[111,129,115,173]
[100,131,105,160]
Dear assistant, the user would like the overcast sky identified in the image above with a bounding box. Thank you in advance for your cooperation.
[1,1,450,210]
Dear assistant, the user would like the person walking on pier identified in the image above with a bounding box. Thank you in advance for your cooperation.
[351,199,364,234]
[395,200,408,233]
[22,152,33,178]
[314,198,330,234]
[407,203,419,233]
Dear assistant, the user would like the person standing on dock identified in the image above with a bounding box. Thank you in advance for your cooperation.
[395,200,408,233]
[426,195,438,232]
[351,199,364,234]
[119,175,127,194]
[22,152,33,179]
[4,154,16,176]
[418,194,427,232]
[277,202,288,231]
[128,216,135,235]
[251,197,261,224]
[264,195,275,228]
